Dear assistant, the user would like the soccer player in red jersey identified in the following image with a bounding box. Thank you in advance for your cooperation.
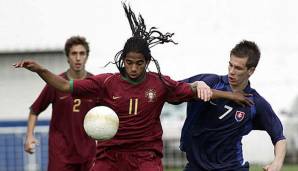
[23,36,97,171]
[15,4,252,171]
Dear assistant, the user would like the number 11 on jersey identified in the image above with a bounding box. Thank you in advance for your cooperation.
[129,98,138,115]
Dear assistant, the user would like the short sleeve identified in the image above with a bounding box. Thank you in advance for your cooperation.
[30,85,55,115]
[162,75,194,103]
[253,97,286,144]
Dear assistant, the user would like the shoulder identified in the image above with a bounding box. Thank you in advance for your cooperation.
[59,72,67,79]
[147,72,162,78]
[86,71,94,77]
[146,72,179,88]
[147,72,169,82]
[251,90,274,114]
[251,90,269,106]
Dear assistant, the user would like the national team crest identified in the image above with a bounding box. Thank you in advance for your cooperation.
[145,89,156,102]
[235,111,245,122]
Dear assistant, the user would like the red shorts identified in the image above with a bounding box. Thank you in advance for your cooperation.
[90,149,163,171]
[48,156,94,171]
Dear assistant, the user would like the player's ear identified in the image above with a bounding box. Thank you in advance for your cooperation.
[248,67,255,76]
[145,61,150,68]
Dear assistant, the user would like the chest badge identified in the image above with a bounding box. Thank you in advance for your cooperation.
[145,89,156,102]
[235,111,245,122]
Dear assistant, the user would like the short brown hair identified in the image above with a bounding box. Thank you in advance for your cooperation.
[64,36,90,57]
[230,40,260,69]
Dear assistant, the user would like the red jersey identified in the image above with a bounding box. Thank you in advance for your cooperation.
[31,72,97,163]
[72,72,194,155]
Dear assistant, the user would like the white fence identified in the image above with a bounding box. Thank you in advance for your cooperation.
[0,120,188,171]
[1,115,298,171]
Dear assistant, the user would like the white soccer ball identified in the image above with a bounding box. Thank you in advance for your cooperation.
[83,106,119,140]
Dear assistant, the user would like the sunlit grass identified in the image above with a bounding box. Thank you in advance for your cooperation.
[250,164,298,171]
[165,164,298,171]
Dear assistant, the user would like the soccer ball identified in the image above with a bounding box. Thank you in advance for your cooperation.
[83,106,119,140]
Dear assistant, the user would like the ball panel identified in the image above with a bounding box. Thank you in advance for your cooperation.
[83,106,119,140]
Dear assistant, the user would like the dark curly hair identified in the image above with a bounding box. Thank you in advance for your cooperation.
[114,3,177,79]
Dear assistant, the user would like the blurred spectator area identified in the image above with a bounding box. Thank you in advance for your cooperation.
[280,96,298,163]
[0,49,65,120]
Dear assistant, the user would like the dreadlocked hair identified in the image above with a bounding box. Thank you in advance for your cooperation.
[122,3,177,48]
[114,2,177,83]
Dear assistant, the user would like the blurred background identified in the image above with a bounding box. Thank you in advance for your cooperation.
[0,0,298,170]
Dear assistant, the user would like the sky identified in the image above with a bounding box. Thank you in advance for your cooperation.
[1,0,298,112]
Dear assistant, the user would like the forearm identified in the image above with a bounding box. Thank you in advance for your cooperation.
[37,68,70,93]
[14,60,70,92]
[211,89,233,100]
[26,113,38,137]
[273,139,286,167]
[190,83,228,98]
[190,81,245,103]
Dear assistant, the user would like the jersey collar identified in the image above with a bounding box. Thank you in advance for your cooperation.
[121,72,147,85]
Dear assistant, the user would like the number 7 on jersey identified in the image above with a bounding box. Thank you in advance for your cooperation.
[218,105,233,119]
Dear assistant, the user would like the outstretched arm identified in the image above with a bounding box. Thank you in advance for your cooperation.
[13,60,70,93]
[212,89,254,107]
[190,81,213,102]
[191,81,253,106]
[263,139,286,171]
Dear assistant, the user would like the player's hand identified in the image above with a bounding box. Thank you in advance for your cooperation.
[231,91,254,107]
[13,59,44,73]
[195,81,212,102]
[24,135,38,154]
[263,162,282,171]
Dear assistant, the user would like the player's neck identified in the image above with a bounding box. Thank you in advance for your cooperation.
[66,69,87,80]
[122,72,146,85]
[230,80,248,92]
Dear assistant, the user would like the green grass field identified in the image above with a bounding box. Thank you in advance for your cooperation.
[165,164,298,171]
[250,164,298,171]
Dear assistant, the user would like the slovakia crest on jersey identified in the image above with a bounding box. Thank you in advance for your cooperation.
[145,88,156,102]
[235,111,245,122]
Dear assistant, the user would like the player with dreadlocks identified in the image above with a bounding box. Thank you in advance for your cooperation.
[13,3,252,171]
[114,3,177,84]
